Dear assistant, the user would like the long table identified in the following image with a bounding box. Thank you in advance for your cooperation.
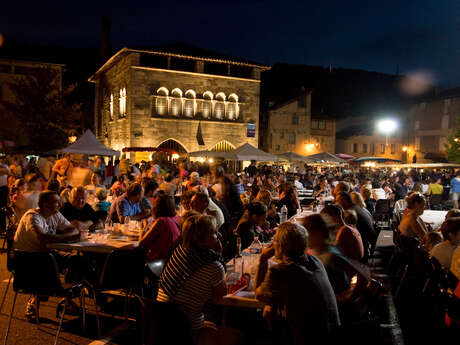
[47,236,138,254]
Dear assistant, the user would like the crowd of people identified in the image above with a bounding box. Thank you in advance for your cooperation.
[1,152,460,344]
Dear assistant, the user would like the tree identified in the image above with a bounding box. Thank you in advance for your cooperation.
[0,68,81,152]
[445,116,460,163]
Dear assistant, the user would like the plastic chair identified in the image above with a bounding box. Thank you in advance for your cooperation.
[3,250,82,345]
[83,247,146,336]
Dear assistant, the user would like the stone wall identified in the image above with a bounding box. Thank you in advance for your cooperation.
[96,51,260,152]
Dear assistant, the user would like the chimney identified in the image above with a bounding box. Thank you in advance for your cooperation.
[100,15,112,66]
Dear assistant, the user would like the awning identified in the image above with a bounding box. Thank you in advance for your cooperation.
[353,156,401,163]
[188,150,229,158]
[62,130,120,157]
[225,143,279,162]
[304,152,347,163]
[277,152,313,162]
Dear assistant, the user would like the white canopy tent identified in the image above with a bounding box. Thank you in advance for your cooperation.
[62,129,120,157]
[188,150,229,158]
[225,143,279,162]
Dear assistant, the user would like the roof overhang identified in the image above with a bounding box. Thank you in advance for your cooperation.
[89,47,271,83]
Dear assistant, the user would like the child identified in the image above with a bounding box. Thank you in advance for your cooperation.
[94,188,111,213]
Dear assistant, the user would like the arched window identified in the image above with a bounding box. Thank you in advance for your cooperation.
[227,93,239,120]
[119,87,126,117]
[184,89,196,117]
[170,88,182,116]
[155,87,169,115]
[201,91,213,118]
[214,92,226,119]
[109,93,114,121]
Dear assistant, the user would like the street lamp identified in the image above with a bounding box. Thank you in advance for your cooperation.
[377,119,398,147]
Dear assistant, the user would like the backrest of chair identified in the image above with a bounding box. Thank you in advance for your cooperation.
[146,259,165,279]
[375,199,391,214]
[137,297,193,345]
[100,247,146,290]
[429,194,442,206]
[12,250,62,294]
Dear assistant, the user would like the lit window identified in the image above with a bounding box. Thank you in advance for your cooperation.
[318,121,326,129]
[155,87,169,115]
[227,93,239,120]
[214,92,225,119]
[119,88,126,117]
[155,98,167,115]
[170,88,182,116]
[311,120,318,129]
[184,90,196,117]
[202,91,213,118]
[109,93,114,120]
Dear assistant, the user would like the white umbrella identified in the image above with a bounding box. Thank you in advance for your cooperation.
[62,129,120,157]
[225,143,279,162]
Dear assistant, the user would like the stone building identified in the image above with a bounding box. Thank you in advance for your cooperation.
[406,88,460,163]
[335,118,404,161]
[89,45,270,158]
[261,90,336,155]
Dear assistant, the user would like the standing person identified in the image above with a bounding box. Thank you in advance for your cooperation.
[425,177,443,196]
[450,171,460,209]
[255,222,340,345]
[159,173,177,200]
[37,155,53,181]
[104,160,114,186]
[15,173,42,220]
[52,153,73,180]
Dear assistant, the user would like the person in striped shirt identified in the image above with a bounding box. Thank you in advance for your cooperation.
[157,215,241,345]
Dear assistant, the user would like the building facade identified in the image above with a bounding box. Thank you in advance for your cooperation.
[262,91,335,155]
[89,47,269,156]
[335,118,404,161]
[406,89,460,163]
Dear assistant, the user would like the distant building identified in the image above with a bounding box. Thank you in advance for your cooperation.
[336,118,404,161]
[89,45,270,158]
[261,90,335,156]
[406,88,460,163]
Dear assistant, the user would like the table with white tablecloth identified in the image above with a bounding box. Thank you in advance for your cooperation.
[420,210,448,230]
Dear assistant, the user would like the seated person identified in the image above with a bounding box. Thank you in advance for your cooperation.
[179,190,196,215]
[13,190,80,253]
[302,214,357,302]
[398,193,428,243]
[107,182,149,223]
[157,215,240,345]
[234,201,268,250]
[139,193,180,261]
[321,204,364,261]
[93,188,111,222]
[255,222,340,345]
[277,186,299,219]
[61,187,101,231]
[13,190,80,319]
[14,173,42,220]
[254,189,279,229]
[426,177,443,196]
[111,174,127,197]
[140,179,158,213]
[430,217,460,269]
[312,177,331,198]
[85,172,105,195]
[190,186,225,230]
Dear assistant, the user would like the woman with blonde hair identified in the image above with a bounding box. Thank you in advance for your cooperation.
[360,187,375,214]
[351,191,366,209]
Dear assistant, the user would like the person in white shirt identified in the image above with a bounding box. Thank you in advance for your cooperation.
[14,173,42,220]
[294,176,304,190]
[431,217,460,269]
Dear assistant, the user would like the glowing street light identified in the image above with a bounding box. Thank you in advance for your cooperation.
[377,119,398,147]
[402,146,408,152]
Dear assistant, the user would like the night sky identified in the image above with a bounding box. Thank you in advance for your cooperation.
[1,0,460,86]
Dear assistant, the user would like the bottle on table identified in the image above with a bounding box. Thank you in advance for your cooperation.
[235,236,242,258]
[248,234,262,254]
[280,205,288,223]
